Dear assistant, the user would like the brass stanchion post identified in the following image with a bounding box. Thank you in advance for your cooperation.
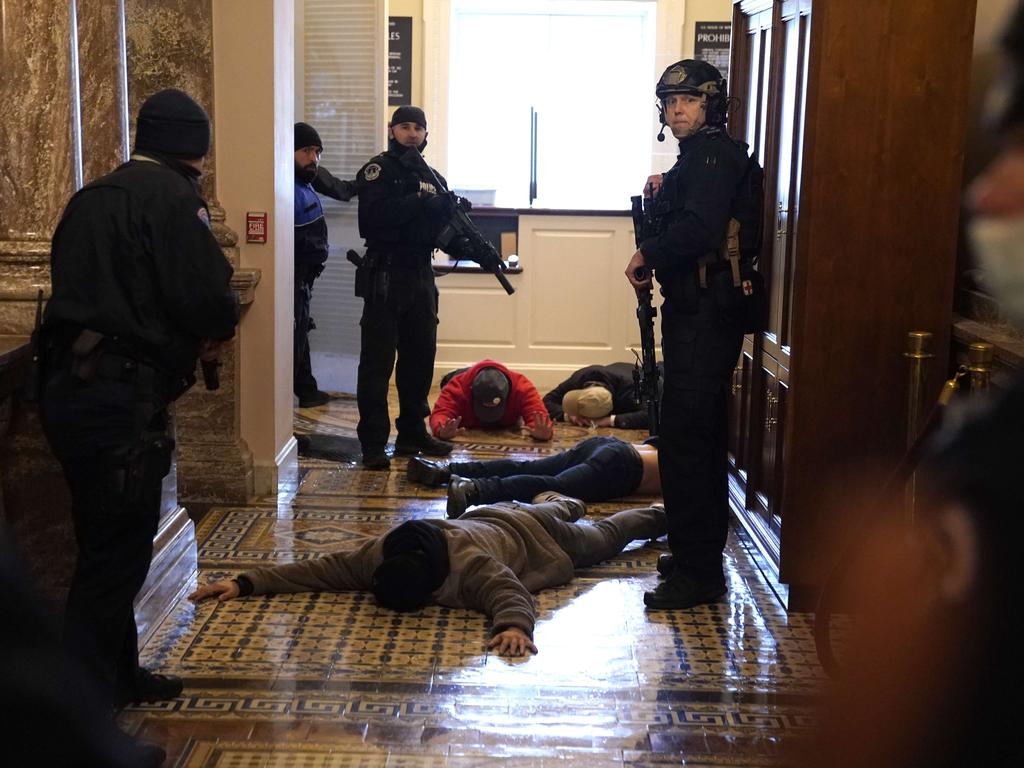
[967,342,994,395]
[903,332,934,525]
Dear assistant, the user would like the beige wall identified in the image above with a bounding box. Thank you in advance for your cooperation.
[680,0,733,59]
[213,0,297,495]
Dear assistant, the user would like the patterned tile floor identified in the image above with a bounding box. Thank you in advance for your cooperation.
[122,393,825,766]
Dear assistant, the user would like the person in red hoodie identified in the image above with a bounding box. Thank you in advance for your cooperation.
[430,360,553,442]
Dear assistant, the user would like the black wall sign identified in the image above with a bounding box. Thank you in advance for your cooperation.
[694,21,732,82]
[388,17,412,106]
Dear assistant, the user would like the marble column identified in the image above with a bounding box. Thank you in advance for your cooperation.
[126,0,258,504]
[0,0,149,618]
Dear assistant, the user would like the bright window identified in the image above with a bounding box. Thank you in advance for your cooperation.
[447,0,656,210]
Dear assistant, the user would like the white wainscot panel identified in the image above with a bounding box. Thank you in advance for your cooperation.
[436,271,518,350]
[529,228,617,348]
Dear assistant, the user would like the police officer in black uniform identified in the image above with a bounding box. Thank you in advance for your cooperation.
[38,89,238,725]
[354,106,455,469]
[294,121,357,407]
[625,61,756,610]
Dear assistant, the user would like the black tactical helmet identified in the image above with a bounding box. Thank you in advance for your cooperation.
[655,59,728,128]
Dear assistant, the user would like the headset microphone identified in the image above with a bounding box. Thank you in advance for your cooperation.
[657,125,666,142]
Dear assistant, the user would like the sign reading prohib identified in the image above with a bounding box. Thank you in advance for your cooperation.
[694,21,732,83]
[246,211,267,244]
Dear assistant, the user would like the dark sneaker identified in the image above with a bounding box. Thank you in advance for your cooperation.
[297,390,331,408]
[657,553,675,578]
[362,450,391,470]
[447,476,480,518]
[394,434,454,456]
[643,574,727,610]
[406,456,451,486]
[119,668,184,706]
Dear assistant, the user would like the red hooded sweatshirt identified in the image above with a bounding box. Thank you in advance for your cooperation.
[429,359,547,434]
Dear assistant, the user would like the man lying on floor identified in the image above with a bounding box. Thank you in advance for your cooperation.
[407,435,661,518]
[189,494,665,657]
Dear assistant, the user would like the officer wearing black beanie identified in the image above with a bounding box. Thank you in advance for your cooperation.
[134,88,212,159]
[353,105,454,468]
[38,87,238,737]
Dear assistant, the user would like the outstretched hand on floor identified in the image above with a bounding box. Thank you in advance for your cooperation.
[188,579,241,603]
[488,627,538,657]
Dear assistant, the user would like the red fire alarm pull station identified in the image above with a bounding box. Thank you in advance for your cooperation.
[246,211,268,244]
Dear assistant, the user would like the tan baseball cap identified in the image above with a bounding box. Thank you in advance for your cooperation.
[562,386,613,419]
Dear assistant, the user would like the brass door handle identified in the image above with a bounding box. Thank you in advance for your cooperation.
[764,390,778,432]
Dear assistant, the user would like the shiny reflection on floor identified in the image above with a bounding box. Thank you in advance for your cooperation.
[124,397,824,766]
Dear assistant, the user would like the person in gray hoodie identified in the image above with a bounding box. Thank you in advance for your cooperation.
[188,494,666,656]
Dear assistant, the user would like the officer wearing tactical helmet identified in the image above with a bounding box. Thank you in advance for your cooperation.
[625,59,761,610]
[353,106,458,469]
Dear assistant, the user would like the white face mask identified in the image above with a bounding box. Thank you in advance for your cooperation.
[967,216,1024,328]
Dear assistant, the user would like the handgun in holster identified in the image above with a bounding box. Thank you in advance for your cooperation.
[100,430,175,509]
[347,249,390,304]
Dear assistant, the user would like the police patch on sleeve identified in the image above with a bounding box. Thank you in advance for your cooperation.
[363,163,382,181]
[197,207,211,228]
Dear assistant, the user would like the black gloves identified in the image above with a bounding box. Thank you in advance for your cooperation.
[422,192,455,221]
[445,236,475,260]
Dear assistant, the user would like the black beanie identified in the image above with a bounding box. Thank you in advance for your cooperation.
[134,89,211,159]
[390,106,427,129]
[295,122,323,151]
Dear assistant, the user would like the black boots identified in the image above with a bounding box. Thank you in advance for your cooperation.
[406,456,452,486]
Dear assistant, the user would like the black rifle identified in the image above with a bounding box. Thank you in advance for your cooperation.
[400,149,515,295]
[630,195,660,436]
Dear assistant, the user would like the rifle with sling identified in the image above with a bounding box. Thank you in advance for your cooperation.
[630,195,661,436]
[400,149,515,295]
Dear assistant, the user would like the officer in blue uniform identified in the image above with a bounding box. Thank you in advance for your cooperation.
[353,106,455,469]
[626,60,758,610]
[38,89,238,723]
[293,122,357,407]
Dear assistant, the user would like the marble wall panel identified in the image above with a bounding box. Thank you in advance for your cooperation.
[77,0,131,183]
[125,0,218,203]
[0,0,78,286]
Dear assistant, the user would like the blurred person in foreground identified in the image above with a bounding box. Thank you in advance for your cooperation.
[795,8,1024,766]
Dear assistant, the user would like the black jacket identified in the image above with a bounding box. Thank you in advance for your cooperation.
[639,127,749,283]
[542,362,663,429]
[355,139,448,267]
[43,155,238,380]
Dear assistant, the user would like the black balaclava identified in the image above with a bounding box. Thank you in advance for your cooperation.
[371,521,450,612]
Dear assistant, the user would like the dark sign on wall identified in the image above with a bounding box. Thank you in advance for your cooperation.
[388,17,412,105]
[694,21,732,83]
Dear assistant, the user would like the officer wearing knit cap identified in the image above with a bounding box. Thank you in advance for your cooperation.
[134,88,211,159]
[292,121,358,407]
[38,87,238,737]
[353,105,455,468]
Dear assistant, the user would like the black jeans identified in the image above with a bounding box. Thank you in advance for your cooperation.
[658,294,744,587]
[294,263,321,397]
[522,500,665,566]
[356,265,438,452]
[451,436,643,504]
[39,363,171,707]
